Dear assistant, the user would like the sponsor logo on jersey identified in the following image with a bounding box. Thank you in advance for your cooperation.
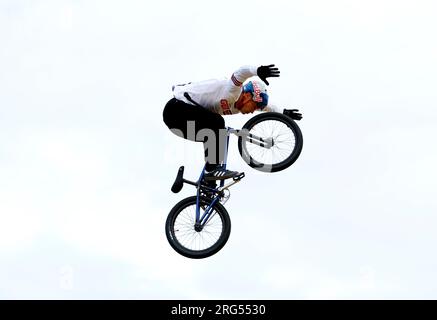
[220,99,232,115]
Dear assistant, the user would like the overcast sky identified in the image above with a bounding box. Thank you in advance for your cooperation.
[1,0,437,299]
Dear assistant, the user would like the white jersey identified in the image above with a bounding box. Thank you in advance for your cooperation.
[172,65,280,115]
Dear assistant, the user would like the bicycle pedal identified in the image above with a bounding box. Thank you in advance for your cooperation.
[233,172,245,181]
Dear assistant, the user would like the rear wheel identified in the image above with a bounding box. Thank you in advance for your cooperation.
[238,112,303,172]
[165,196,231,259]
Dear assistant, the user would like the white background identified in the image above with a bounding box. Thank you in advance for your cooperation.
[1,0,436,299]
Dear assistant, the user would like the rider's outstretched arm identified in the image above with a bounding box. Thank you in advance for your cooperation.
[229,64,280,88]
[263,105,303,120]
[263,104,281,113]
[229,65,258,88]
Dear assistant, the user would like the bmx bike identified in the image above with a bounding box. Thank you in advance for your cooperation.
[165,112,303,259]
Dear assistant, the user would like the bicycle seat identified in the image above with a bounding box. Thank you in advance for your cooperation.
[171,166,184,193]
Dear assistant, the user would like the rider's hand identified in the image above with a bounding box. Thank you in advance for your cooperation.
[257,64,280,85]
[283,109,303,120]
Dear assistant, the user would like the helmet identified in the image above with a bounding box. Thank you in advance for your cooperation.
[242,79,269,109]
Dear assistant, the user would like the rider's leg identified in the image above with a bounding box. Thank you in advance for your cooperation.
[163,98,225,166]
[163,98,239,180]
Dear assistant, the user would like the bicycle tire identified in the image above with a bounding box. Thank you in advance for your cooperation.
[165,196,231,259]
[238,112,303,172]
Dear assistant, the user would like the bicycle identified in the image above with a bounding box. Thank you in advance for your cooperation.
[165,112,303,259]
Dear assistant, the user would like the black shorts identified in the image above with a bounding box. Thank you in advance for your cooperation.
[163,98,226,166]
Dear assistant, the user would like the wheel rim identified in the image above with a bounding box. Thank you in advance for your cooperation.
[172,203,224,252]
[244,119,296,167]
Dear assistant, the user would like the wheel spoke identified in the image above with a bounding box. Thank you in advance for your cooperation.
[171,201,224,252]
[244,118,297,166]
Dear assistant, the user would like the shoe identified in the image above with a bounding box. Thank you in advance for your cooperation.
[204,168,240,181]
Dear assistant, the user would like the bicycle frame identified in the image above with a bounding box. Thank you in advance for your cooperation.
[193,127,270,228]
[170,126,272,229]
[194,131,230,228]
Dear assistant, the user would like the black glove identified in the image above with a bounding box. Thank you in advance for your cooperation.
[257,64,280,85]
[283,109,302,121]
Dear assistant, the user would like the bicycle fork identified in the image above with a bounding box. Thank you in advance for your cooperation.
[194,173,245,231]
[194,130,247,230]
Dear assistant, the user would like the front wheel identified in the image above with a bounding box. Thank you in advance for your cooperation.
[165,196,231,259]
[238,112,303,172]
